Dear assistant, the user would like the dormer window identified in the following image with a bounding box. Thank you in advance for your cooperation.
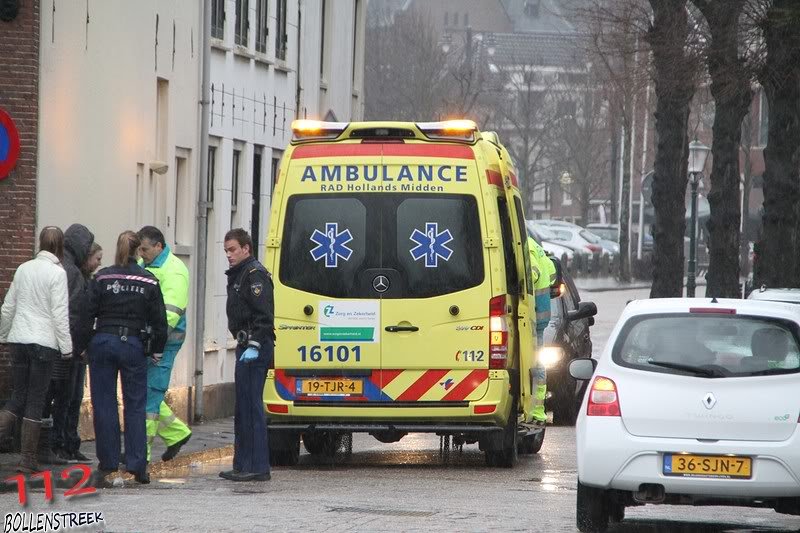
[524,0,541,18]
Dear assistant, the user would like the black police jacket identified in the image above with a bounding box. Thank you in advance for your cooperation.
[87,260,168,353]
[226,256,275,349]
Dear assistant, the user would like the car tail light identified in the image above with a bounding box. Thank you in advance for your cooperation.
[586,244,602,253]
[587,376,621,417]
[489,295,508,369]
[474,405,496,415]
[266,403,289,414]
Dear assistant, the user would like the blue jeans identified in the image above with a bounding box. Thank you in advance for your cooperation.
[88,333,147,474]
[233,344,271,475]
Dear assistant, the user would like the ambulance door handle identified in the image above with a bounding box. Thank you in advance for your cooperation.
[385,325,419,333]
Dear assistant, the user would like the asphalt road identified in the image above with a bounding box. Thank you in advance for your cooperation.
[4,287,799,532]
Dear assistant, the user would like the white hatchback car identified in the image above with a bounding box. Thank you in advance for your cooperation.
[570,298,800,532]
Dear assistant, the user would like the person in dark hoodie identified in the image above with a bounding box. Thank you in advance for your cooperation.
[48,223,95,464]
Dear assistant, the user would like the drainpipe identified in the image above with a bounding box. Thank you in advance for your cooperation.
[295,0,303,118]
[194,0,212,423]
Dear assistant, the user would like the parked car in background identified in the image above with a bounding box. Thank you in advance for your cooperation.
[532,223,606,257]
[526,222,577,261]
[570,298,800,532]
[582,228,619,258]
[587,222,653,254]
[748,287,800,304]
[541,269,597,426]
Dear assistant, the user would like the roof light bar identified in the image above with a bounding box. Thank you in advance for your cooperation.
[291,120,348,142]
[417,120,478,142]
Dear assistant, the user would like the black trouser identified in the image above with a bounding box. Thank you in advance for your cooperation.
[48,362,85,453]
[4,344,56,421]
[63,362,86,454]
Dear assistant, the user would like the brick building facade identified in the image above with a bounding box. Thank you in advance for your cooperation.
[0,0,40,400]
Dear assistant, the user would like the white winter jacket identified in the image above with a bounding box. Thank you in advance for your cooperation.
[0,251,73,354]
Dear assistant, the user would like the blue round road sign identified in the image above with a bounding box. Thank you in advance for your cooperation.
[0,108,21,180]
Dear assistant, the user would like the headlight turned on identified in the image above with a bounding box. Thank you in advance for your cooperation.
[539,346,564,369]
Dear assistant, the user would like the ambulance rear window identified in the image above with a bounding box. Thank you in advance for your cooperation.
[279,193,483,298]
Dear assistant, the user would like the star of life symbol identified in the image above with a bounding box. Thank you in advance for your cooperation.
[410,222,453,268]
[310,222,354,268]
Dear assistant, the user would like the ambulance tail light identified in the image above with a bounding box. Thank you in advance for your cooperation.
[586,376,621,417]
[291,120,348,142]
[489,295,508,369]
[417,120,478,142]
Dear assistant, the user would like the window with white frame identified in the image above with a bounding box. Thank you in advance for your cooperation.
[211,0,225,39]
[235,0,249,46]
[255,0,268,54]
[232,149,241,210]
[275,0,288,60]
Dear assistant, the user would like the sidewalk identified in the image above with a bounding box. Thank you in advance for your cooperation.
[1,417,236,489]
[575,276,708,293]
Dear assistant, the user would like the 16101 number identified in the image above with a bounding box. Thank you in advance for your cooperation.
[298,345,362,363]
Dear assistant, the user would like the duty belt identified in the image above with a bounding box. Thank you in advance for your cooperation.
[96,326,140,341]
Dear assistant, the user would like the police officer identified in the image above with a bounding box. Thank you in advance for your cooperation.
[219,228,274,482]
[527,236,556,424]
[86,231,167,485]
[137,226,192,462]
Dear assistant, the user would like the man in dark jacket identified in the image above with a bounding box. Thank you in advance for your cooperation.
[219,228,275,482]
[49,224,95,463]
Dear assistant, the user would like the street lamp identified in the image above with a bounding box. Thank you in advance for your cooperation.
[686,139,710,297]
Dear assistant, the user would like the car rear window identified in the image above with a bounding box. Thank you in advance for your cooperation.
[588,228,616,241]
[549,229,572,242]
[579,230,602,244]
[613,314,800,377]
[279,193,484,298]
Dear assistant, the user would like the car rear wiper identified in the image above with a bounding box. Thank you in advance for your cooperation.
[647,360,720,377]
[747,367,797,376]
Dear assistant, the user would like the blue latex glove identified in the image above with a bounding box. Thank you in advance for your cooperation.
[239,347,259,362]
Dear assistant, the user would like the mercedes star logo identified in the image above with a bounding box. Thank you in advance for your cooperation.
[372,275,390,293]
[702,392,717,410]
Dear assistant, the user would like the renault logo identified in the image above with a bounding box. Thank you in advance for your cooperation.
[372,275,389,293]
[703,392,717,410]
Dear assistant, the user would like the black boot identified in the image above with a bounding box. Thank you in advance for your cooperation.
[37,418,67,465]
[161,433,191,462]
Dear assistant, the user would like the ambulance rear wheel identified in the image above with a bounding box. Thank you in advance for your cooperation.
[303,431,339,457]
[269,430,300,466]
[484,403,518,468]
[518,428,545,455]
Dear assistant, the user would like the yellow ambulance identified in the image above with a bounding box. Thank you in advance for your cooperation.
[263,120,543,467]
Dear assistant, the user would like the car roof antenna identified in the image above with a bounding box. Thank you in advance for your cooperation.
[711,297,718,303]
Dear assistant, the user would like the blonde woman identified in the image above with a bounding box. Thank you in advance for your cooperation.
[0,226,73,473]
[85,231,167,485]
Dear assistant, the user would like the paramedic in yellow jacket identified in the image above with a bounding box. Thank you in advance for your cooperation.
[138,226,192,461]
[527,236,556,424]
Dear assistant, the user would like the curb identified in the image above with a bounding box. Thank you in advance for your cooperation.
[149,444,234,476]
